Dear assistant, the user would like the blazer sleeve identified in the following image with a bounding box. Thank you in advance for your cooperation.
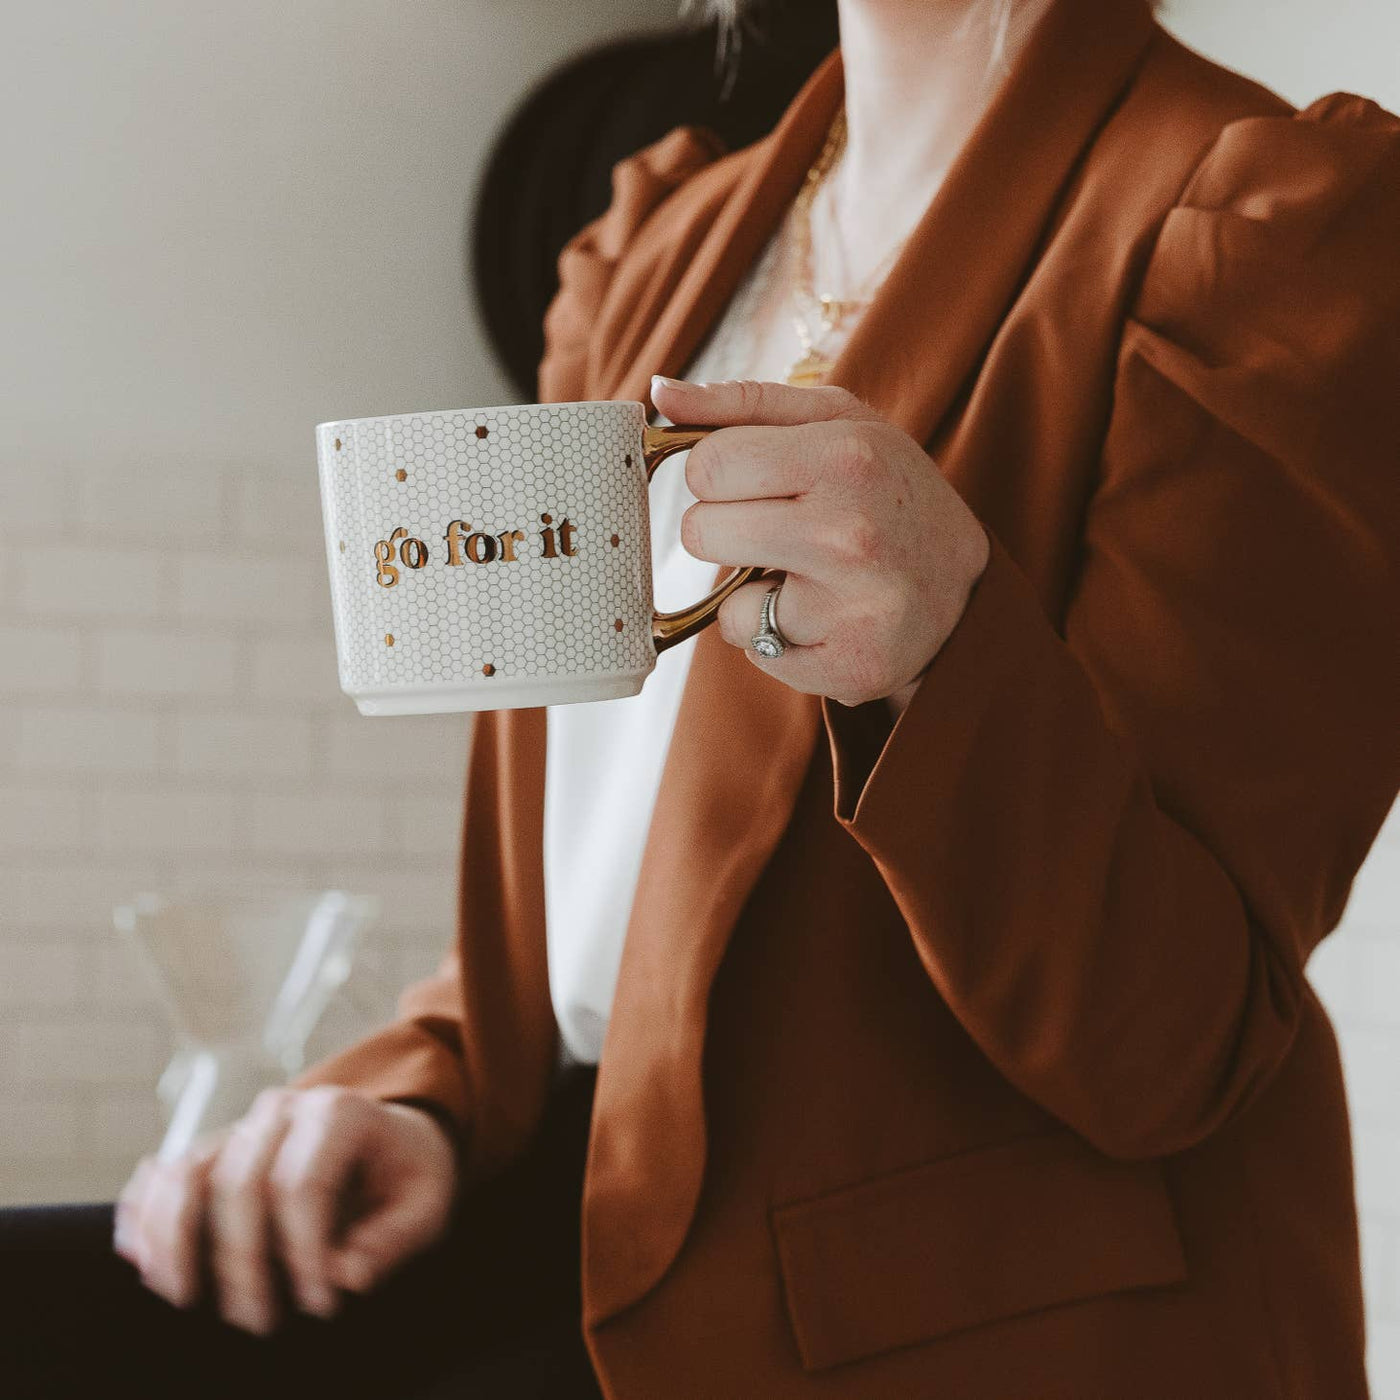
[288,937,476,1142]
[824,93,1400,1161]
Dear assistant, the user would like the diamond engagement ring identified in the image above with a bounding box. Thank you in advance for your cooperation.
[750,582,791,660]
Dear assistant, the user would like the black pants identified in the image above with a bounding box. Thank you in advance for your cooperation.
[0,1064,604,1400]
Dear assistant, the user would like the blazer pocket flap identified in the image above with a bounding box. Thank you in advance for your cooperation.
[771,1129,1187,1372]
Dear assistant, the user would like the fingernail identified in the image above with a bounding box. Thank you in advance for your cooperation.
[651,374,685,394]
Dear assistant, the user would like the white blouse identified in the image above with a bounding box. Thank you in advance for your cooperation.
[542,157,945,1063]
[542,228,791,1066]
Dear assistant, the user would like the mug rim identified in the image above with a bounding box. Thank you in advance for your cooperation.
[316,400,642,432]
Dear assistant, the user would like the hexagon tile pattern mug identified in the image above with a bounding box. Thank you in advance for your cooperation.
[315,400,759,715]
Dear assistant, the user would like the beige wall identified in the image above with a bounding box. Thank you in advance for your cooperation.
[1166,0,1400,106]
[2,0,1397,1392]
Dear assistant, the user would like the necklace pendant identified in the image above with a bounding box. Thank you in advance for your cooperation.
[817,294,861,330]
[785,347,833,386]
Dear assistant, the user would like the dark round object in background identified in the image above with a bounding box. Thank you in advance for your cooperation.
[472,5,839,401]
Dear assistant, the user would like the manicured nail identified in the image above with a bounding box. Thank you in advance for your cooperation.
[651,374,685,394]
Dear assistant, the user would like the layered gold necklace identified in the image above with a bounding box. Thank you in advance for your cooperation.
[785,108,912,387]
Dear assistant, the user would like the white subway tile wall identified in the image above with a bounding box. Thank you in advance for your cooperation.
[0,457,470,1206]
[0,0,685,1286]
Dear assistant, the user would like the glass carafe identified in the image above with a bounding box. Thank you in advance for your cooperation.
[112,889,378,1160]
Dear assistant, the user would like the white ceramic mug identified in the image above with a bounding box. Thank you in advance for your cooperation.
[315,401,758,715]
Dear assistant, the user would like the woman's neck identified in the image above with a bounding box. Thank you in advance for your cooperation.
[832,0,1053,229]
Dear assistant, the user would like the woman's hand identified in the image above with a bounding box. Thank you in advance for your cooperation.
[652,376,990,714]
[113,1086,458,1335]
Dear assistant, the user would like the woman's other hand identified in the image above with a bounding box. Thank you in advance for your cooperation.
[653,376,990,715]
[112,1086,458,1335]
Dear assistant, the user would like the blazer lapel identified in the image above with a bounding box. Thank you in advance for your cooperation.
[583,632,819,1327]
[582,0,1159,1327]
[582,59,842,1330]
[609,52,846,404]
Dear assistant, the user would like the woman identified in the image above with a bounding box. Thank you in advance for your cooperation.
[14,0,1398,1395]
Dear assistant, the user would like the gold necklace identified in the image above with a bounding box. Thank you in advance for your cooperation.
[785,108,910,387]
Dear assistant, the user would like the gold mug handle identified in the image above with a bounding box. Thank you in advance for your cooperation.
[642,424,763,653]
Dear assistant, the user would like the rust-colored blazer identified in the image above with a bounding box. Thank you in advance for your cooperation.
[297,0,1400,1393]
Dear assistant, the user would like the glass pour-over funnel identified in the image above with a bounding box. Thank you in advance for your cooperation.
[112,889,378,1160]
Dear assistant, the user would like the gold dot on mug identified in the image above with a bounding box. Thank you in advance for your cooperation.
[614,619,624,632]
[610,533,620,547]
[338,540,346,553]
[475,425,489,439]
[394,468,407,482]
[333,437,343,451]
[482,663,496,677]
[384,633,395,647]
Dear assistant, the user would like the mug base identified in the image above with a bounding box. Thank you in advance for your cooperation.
[349,672,649,716]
